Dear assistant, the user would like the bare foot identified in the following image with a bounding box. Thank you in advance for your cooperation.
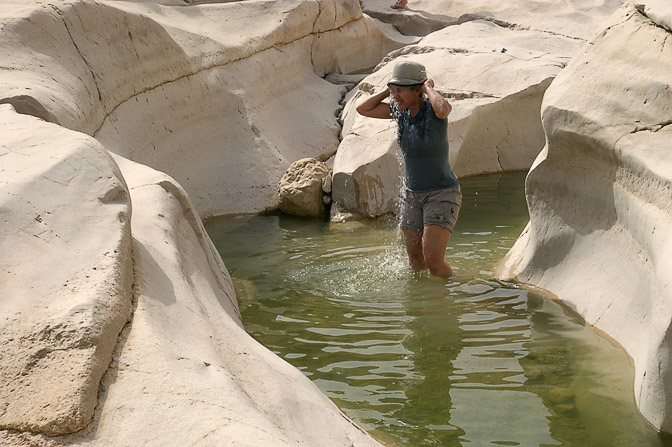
[391,0,407,9]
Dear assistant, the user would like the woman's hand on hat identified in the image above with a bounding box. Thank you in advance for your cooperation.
[422,79,435,93]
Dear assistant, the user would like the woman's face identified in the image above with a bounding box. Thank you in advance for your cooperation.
[389,85,422,110]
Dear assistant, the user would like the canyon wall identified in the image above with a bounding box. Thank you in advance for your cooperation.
[497,0,672,433]
[0,0,396,445]
[3,0,672,442]
[332,0,623,218]
[1,0,405,216]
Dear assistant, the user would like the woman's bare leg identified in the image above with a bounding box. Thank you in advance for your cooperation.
[422,225,454,277]
[402,228,426,271]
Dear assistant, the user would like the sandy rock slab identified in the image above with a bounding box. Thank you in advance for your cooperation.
[1,153,384,447]
[361,0,623,40]
[0,155,382,447]
[497,1,672,434]
[0,104,133,436]
[332,0,625,219]
[0,0,407,217]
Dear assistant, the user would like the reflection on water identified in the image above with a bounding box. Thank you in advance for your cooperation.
[205,172,672,447]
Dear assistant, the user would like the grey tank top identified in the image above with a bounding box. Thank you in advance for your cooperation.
[391,98,459,192]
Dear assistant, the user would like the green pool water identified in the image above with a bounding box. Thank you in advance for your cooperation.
[205,172,672,447]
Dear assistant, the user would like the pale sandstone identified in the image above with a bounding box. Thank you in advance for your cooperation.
[91,1,405,216]
[636,0,671,31]
[4,0,672,443]
[95,36,345,216]
[0,155,383,446]
[332,118,402,219]
[0,0,406,217]
[332,0,624,219]
[333,18,582,217]
[362,0,623,40]
[0,104,133,436]
[64,155,378,446]
[0,0,394,444]
[497,1,672,433]
[277,158,331,217]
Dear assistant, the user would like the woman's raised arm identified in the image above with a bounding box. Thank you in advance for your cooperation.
[355,87,393,119]
[422,79,451,119]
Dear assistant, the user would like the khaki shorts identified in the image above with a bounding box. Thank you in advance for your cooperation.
[400,184,462,233]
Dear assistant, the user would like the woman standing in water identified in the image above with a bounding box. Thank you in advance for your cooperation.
[355,61,461,277]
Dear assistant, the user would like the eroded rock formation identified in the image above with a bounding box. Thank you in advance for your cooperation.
[0,105,133,437]
[0,0,396,445]
[497,0,672,433]
[332,0,623,218]
[1,0,407,216]
[3,0,672,443]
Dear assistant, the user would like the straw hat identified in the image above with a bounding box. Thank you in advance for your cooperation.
[387,61,427,86]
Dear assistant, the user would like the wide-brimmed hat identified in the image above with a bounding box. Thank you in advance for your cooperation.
[387,61,427,86]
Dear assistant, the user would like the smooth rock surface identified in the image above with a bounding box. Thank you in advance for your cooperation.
[82,156,380,446]
[497,0,672,433]
[4,0,672,442]
[332,117,402,218]
[0,104,133,436]
[1,154,383,446]
[0,0,394,444]
[362,0,623,39]
[0,0,407,217]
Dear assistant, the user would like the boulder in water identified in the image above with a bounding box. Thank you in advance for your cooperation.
[277,158,332,217]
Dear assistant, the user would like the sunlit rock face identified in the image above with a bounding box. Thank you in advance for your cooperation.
[497,0,672,433]
[332,0,623,218]
[0,0,406,216]
[277,158,331,217]
[362,0,625,40]
[0,104,133,436]
[69,154,381,447]
[0,0,395,445]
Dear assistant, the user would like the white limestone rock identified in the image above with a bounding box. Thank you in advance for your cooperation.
[93,0,406,216]
[332,118,402,219]
[95,36,345,216]
[0,104,133,436]
[277,158,331,217]
[333,18,583,217]
[62,156,378,447]
[361,0,624,39]
[496,1,672,433]
[0,1,393,444]
[363,2,458,37]
[0,0,407,217]
[1,154,384,446]
[635,0,672,31]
